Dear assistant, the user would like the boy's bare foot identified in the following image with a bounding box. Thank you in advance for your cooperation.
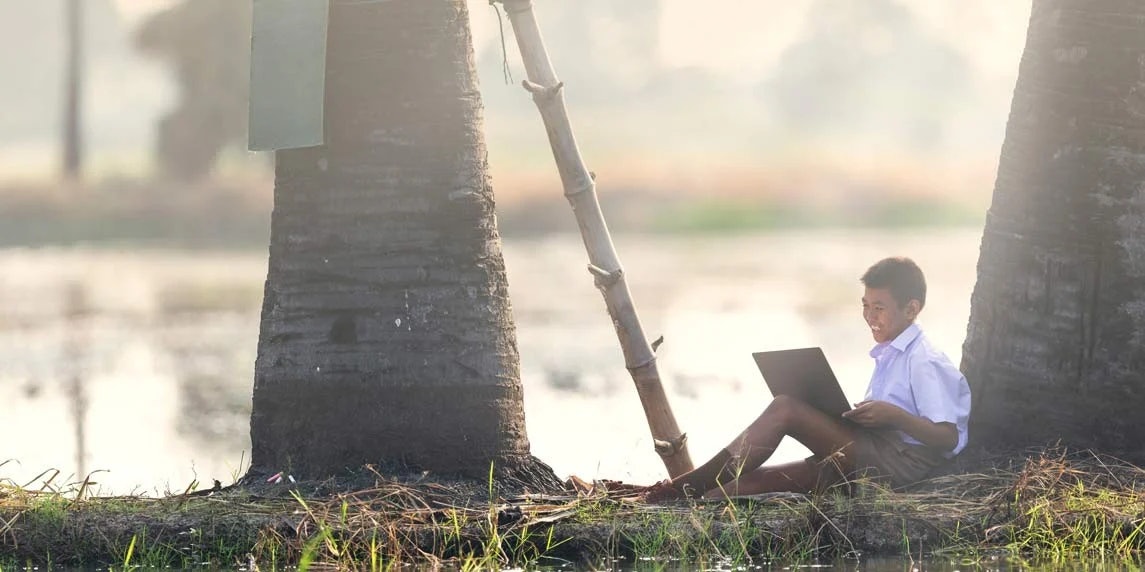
[640,479,687,503]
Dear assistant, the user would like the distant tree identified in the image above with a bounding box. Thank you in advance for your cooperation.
[62,0,82,180]
[248,0,557,484]
[760,0,973,151]
[136,0,250,181]
[962,0,1145,456]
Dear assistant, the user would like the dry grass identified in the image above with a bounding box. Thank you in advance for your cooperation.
[2,449,1145,569]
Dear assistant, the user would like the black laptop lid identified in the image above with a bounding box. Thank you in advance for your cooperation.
[752,347,851,418]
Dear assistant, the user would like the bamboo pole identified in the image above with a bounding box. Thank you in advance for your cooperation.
[498,0,693,477]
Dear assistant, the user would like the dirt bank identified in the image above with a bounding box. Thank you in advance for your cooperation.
[1,449,1141,569]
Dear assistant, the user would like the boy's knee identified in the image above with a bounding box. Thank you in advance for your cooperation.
[764,394,807,424]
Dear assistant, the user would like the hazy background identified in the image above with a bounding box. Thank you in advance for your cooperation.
[0,0,1030,227]
[0,0,1031,492]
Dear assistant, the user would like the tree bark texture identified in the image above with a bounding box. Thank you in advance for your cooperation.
[250,0,543,479]
[962,0,1145,455]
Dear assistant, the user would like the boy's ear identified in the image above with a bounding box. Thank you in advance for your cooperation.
[906,299,922,320]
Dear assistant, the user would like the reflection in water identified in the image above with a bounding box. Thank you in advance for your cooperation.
[0,249,261,492]
[0,229,981,493]
[63,280,89,478]
[174,373,249,453]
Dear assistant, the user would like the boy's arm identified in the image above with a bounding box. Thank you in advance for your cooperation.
[889,407,957,451]
[843,401,958,451]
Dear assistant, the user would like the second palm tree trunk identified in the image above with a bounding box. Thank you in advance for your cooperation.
[500,0,693,477]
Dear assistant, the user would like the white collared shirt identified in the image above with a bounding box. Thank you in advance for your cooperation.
[865,323,971,456]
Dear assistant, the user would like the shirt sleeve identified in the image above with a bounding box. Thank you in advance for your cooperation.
[908,356,972,454]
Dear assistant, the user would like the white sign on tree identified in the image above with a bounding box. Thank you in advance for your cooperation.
[248,0,330,151]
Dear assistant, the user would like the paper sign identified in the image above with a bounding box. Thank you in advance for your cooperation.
[248,0,329,151]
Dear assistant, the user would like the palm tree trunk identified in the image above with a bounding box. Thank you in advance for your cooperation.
[249,0,556,486]
[962,0,1145,456]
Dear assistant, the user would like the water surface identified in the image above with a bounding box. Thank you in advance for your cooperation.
[0,228,981,493]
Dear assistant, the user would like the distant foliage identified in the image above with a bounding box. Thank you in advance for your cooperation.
[759,0,973,151]
[136,0,251,181]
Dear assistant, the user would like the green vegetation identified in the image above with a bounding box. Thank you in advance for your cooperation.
[650,197,985,234]
[995,452,1145,562]
[0,182,986,248]
[2,450,1145,569]
[0,180,270,248]
[652,200,813,233]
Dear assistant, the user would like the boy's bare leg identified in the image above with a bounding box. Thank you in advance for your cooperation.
[655,395,859,498]
[702,459,843,498]
[725,394,860,477]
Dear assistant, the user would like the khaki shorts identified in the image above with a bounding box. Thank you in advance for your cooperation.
[849,429,948,487]
[809,429,948,488]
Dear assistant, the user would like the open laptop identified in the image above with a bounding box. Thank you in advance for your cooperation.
[752,347,851,418]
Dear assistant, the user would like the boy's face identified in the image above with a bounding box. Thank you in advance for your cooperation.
[862,287,919,344]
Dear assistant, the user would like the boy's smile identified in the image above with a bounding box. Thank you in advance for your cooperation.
[862,287,919,344]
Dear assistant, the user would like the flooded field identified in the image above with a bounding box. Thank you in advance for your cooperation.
[0,228,981,493]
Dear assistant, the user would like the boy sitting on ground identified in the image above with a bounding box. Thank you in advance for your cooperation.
[646,256,971,500]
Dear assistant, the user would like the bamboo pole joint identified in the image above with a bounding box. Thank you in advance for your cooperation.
[653,433,688,458]
[565,181,593,198]
[587,264,622,288]
[522,79,564,101]
[628,356,656,370]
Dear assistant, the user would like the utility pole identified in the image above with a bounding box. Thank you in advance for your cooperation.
[63,0,83,180]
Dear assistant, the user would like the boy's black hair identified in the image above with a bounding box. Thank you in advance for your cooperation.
[861,257,926,308]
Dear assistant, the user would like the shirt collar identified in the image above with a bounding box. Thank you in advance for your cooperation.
[869,323,922,357]
[890,322,922,351]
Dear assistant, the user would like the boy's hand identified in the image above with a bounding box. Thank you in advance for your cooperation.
[842,400,905,428]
